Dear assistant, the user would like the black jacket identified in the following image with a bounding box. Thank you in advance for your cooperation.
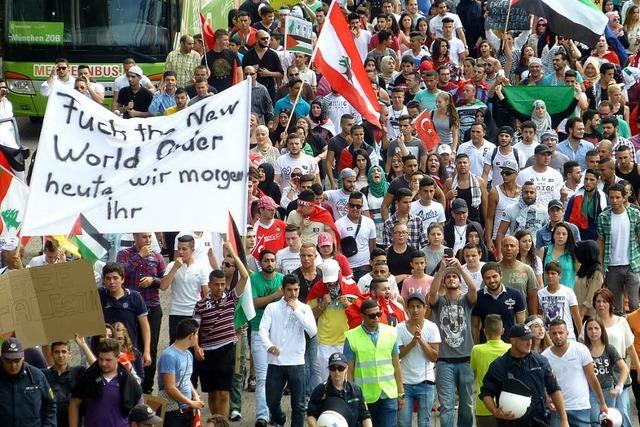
[307,380,371,427]
[72,361,142,417]
[0,362,57,427]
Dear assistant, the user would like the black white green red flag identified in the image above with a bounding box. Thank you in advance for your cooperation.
[512,0,607,46]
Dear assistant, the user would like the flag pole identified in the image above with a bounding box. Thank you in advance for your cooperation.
[283,88,303,135]
[198,2,208,68]
[503,1,513,36]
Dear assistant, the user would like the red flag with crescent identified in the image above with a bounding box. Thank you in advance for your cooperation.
[412,109,440,152]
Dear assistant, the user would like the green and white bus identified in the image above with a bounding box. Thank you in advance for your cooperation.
[2,0,233,117]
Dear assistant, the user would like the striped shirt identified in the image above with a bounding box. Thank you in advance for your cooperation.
[597,206,640,273]
[164,49,201,87]
[193,290,239,350]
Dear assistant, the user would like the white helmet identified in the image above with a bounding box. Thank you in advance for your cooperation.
[599,408,623,427]
[499,391,531,419]
[317,410,349,427]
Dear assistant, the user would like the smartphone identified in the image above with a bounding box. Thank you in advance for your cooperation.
[444,248,454,258]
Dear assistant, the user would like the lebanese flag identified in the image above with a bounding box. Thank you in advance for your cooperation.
[199,12,215,53]
[312,2,381,127]
[0,166,28,238]
[413,109,440,152]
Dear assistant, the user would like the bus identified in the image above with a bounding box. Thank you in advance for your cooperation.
[1,0,233,118]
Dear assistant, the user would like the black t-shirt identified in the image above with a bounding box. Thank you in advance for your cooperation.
[116,86,153,119]
[185,83,217,99]
[242,48,284,100]
[202,49,241,93]
[292,267,322,303]
[386,245,415,278]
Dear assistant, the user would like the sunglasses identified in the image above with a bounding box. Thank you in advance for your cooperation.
[329,365,346,372]
[366,312,383,319]
[348,203,362,209]
[290,173,302,178]
[289,73,300,77]
[57,66,67,71]
[223,261,234,268]
[500,170,515,176]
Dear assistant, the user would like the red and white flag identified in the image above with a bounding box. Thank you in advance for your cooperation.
[0,166,28,238]
[312,2,381,127]
[412,109,440,152]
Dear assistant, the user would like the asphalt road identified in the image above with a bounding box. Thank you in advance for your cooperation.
[15,117,640,426]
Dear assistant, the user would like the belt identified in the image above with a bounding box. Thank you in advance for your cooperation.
[165,407,193,415]
[437,357,470,363]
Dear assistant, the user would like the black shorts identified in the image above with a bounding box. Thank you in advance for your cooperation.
[198,342,236,392]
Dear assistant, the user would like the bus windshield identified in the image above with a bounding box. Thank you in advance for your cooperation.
[4,0,172,62]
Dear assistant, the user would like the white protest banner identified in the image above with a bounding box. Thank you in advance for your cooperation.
[22,80,250,236]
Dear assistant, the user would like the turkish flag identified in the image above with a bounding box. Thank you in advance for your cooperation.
[200,13,215,52]
[412,109,440,152]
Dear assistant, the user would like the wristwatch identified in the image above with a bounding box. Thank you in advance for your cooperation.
[398,393,405,399]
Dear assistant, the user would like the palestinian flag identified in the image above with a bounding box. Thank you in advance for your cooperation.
[68,213,110,262]
[502,86,575,117]
[512,0,607,46]
[230,213,256,329]
[0,166,28,238]
[285,15,313,55]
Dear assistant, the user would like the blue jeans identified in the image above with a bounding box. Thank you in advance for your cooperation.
[398,382,435,427]
[265,364,306,427]
[589,387,633,427]
[550,408,590,427]
[368,398,398,427]
[435,361,474,427]
[250,330,269,420]
[304,334,322,399]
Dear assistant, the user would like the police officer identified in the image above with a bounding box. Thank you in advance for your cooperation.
[307,353,372,427]
[0,337,57,426]
[480,324,570,427]
[129,403,163,426]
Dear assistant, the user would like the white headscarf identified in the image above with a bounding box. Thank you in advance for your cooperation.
[531,99,552,137]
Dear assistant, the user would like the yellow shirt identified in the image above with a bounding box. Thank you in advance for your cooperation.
[470,340,511,416]
[308,298,350,346]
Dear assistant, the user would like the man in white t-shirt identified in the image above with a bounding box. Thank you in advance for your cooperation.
[174,231,220,274]
[357,251,400,296]
[410,176,446,230]
[40,58,75,96]
[335,192,377,282]
[397,292,440,427]
[537,262,582,340]
[274,133,319,192]
[275,224,321,274]
[516,144,564,208]
[322,91,361,136]
[324,168,370,219]
[160,235,209,343]
[460,244,485,294]
[347,12,371,62]
[440,17,467,65]
[482,126,524,186]
[542,319,608,426]
[429,0,466,45]
[27,239,63,268]
[512,121,540,162]
[457,122,496,177]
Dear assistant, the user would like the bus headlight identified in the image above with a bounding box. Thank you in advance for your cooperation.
[7,79,35,95]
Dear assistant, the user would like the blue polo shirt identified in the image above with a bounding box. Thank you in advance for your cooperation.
[556,139,595,169]
[471,286,525,343]
[99,287,147,347]
[274,95,310,118]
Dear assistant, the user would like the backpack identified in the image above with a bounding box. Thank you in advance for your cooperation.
[490,146,520,167]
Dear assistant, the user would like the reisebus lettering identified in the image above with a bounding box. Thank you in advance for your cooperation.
[33,64,122,78]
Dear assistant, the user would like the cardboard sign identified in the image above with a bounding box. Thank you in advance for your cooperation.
[486,0,530,31]
[0,260,105,347]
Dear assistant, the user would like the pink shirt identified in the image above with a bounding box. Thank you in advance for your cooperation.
[401,275,433,300]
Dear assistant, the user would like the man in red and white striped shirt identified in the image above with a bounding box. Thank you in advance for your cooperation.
[193,241,249,419]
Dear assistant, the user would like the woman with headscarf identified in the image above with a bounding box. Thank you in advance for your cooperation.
[250,125,280,166]
[257,163,282,208]
[308,99,335,144]
[573,240,604,322]
[462,107,499,142]
[607,11,630,49]
[581,57,602,90]
[361,165,389,246]
[379,55,398,85]
[495,85,580,138]
[527,18,548,52]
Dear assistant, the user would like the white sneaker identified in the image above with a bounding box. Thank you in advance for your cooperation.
[229,410,242,422]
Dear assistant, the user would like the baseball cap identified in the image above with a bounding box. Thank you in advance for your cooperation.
[407,292,426,305]
[548,199,563,210]
[498,126,514,137]
[317,232,334,248]
[437,145,452,155]
[0,237,19,252]
[534,144,552,155]
[443,266,461,278]
[451,198,468,213]
[340,168,357,180]
[328,352,348,367]
[540,130,558,141]
[1,337,24,360]
[500,160,519,172]
[128,65,143,77]
[510,324,535,339]
[128,404,163,424]
[419,60,434,72]
[320,259,340,283]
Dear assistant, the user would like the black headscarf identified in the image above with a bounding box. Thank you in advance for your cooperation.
[258,163,282,203]
[575,240,603,279]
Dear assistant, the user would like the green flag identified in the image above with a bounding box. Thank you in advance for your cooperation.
[502,86,575,117]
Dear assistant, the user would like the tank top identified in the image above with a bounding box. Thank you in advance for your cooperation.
[432,113,452,146]
[615,163,640,197]
[492,185,520,240]
[456,187,481,224]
